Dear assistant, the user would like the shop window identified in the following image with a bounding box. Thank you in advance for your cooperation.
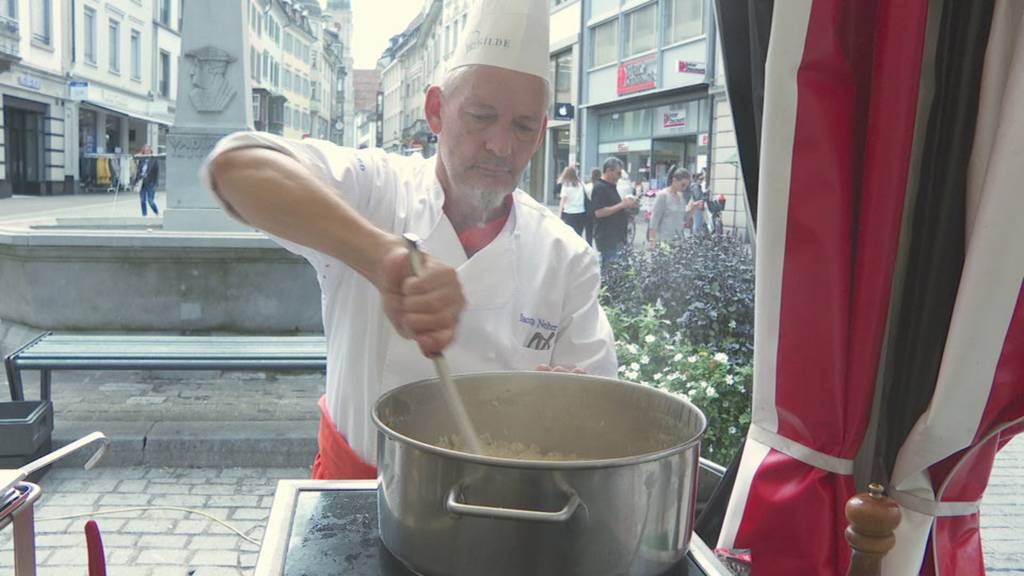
[84,7,97,64]
[665,0,703,45]
[590,19,618,68]
[598,109,653,143]
[1,0,15,19]
[31,0,51,45]
[624,4,656,57]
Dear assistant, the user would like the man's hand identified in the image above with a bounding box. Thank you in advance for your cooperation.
[622,195,639,210]
[377,241,466,356]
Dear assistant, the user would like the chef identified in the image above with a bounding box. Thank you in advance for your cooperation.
[201,0,617,479]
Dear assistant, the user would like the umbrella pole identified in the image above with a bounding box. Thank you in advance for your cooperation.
[845,484,901,576]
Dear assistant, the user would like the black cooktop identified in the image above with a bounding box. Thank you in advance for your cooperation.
[281,489,710,576]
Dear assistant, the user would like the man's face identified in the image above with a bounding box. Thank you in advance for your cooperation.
[603,165,623,184]
[431,66,548,214]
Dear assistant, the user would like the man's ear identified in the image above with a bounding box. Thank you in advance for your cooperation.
[425,86,443,134]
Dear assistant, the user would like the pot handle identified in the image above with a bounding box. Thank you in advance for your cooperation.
[445,485,581,523]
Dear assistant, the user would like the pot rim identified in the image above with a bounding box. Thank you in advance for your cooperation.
[371,371,708,470]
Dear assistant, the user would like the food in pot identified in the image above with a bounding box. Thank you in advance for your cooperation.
[437,434,578,461]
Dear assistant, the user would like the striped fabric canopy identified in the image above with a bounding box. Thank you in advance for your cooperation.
[711,0,1023,573]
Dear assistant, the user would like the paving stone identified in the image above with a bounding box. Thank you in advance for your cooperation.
[231,507,269,521]
[100,493,153,506]
[191,484,240,496]
[106,546,139,564]
[189,535,245,550]
[138,534,190,548]
[175,519,210,534]
[136,548,190,564]
[122,519,178,534]
[190,550,240,567]
[150,494,210,507]
[147,483,194,495]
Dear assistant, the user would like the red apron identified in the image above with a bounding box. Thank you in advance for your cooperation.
[311,395,377,480]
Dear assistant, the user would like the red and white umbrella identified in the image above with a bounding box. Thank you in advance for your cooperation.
[716,0,928,572]
[713,0,1024,572]
[884,3,1024,572]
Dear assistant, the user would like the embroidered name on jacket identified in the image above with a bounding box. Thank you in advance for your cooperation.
[520,313,558,350]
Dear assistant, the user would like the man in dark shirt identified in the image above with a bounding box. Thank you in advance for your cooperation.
[591,157,638,265]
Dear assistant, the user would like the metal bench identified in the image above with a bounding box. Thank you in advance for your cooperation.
[4,333,327,402]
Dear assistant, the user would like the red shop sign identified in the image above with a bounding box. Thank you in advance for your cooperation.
[617,54,657,95]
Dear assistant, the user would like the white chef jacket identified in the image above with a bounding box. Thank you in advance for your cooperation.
[201,132,618,465]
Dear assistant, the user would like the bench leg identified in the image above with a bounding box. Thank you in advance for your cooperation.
[6,359,24,401]
[40,370,52,403]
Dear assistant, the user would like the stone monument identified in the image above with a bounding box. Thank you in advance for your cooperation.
[162,0,253,232]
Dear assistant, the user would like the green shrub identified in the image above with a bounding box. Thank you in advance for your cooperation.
[601,235,754,365]
[606,303,752,463]
[601,236,755,463]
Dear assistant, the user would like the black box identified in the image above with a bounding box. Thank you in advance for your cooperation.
[0,401,54,481]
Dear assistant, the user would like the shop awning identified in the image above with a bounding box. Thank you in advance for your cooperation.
[82,100,174,126]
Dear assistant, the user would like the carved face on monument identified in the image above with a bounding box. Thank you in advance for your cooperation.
[186,46,237,113]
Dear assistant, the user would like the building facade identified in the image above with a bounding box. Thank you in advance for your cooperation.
[0,0,181,197]
[577,0,749,233]
[351,68,379,149]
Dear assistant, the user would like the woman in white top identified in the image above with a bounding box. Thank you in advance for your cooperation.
[558,165,587,236]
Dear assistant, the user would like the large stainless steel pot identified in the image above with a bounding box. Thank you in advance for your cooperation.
[372,371,707,576]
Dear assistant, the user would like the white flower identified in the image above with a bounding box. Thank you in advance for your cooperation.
[618,365,627,373]
[714,352,729,363]
[625,371,638,380]
[729,320,737,329]
[699,380,708,389]
[653,373,662,380]
[666,373,679,381]
[687,355,698,364]
[686,389,696,398]
[629,362,640,371]
[644,334,656,344]
[627,344,640,355]
[640,355,650,365]
[673,353,683,362]
[706,386,717,397]
[725,375,735,385]
[728,426,737,435]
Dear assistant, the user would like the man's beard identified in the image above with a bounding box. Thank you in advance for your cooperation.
[450,183,512,227]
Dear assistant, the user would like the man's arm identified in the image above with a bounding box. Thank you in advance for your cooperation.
[206,145,464,355]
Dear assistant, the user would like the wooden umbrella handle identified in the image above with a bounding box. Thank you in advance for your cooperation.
[845,483,901,576]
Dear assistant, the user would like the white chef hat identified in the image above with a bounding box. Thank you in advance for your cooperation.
[447,0,550,82]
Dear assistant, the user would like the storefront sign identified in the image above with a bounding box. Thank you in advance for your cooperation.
[18,75,42,91]
[700,133,709,146]
[663,109,687,128]
[69,80,89,100]
[554,102,575,121]
[678,60,706,75]
[617,142,629,152]
[617,54,657,96]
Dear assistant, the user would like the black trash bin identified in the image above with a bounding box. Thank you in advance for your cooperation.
[0,401,54,481]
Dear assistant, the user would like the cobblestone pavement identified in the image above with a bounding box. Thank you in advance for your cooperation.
[1,466,309,576]
[980,435,1024,574]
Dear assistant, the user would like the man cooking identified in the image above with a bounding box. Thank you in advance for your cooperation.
[201,0,617,479]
